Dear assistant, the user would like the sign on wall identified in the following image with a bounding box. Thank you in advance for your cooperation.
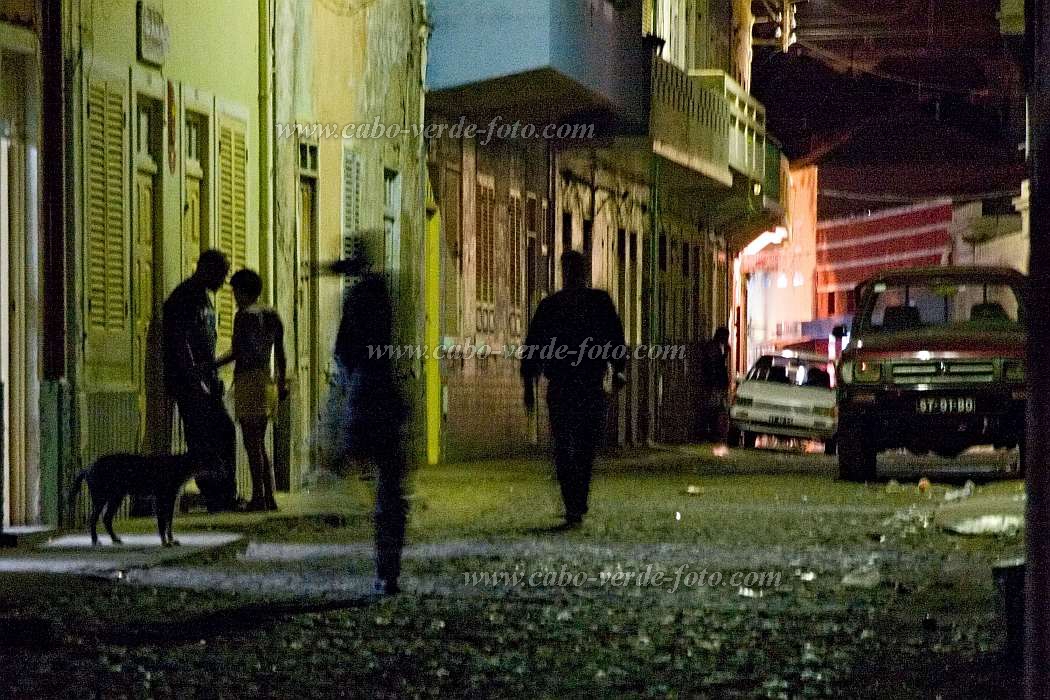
[137,1,170,67]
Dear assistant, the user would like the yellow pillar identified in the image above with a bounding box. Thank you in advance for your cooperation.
[425,180,442,465]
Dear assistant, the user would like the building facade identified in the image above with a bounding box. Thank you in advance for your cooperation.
[270,0,429,486]
[0,0,430,530]
[0,0,49,529]
[426,0,784,459]
[738,164,818,372]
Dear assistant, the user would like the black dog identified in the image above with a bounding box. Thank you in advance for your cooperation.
[69,452,209,547]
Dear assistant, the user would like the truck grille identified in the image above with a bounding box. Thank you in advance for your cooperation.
[891,361,996,384]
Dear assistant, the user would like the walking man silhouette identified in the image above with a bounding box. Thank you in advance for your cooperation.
[521,250,627,527]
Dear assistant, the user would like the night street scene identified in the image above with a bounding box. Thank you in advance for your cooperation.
[6,0,1050,697]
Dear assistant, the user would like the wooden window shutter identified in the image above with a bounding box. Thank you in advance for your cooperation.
[216,116,248,349]
[84,70,132,387]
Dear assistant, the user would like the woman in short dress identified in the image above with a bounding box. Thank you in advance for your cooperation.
[215,269,288,511]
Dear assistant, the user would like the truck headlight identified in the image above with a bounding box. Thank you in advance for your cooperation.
[1004,361,1025,382]
[840,360,881,384]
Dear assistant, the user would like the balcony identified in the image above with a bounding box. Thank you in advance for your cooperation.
[648,55,733,187]
[426,0,649,126]
[691,70,773,185]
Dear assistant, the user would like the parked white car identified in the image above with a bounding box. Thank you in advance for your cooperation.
[730,352,838,454]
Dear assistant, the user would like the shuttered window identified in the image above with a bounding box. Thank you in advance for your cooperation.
[475,177,495,332]
[216,117,248,349]
[84,71,132,386]
[508,192,524,335]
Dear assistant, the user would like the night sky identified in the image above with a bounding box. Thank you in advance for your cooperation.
[750,0,1026,217]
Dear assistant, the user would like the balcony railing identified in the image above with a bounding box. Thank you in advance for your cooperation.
[690,69,769,183]
[649,56,732,185]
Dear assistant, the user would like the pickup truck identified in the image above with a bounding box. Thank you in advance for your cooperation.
[835,266,1027,482]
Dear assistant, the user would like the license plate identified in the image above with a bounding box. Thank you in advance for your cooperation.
[917,397,976,415]
[769,415,794,426]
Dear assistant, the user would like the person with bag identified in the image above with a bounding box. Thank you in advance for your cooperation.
[329,238,409,595]
[214,269,288,512]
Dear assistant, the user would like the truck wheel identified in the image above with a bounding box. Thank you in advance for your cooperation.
[838,420,875,482]
[824,437,838,456]
[742,431,757,449]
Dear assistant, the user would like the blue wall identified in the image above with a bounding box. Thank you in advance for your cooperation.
[428,0,647,120]
[427,0,553,90]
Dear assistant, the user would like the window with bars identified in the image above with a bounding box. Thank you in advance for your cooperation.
[442,164,461,335]
[341,147,362,294]
[508,192,524,334]
[384,169,401,277]
[475,177,496,331]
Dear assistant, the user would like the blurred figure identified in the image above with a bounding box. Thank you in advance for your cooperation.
[330,239,408,595]
[162,249,241,513]
[521,250,626,527]
[215,269,288,512]
[699,326,731,444]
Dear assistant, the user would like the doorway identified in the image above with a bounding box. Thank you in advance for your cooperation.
[296,144,320,477]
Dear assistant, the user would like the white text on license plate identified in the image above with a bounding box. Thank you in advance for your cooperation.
[917,397,976,414]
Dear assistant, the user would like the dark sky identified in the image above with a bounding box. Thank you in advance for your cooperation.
[750,0,1026,217]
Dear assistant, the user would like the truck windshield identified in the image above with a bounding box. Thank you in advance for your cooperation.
[860,281,1023,333]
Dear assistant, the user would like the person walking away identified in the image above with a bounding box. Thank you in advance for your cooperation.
[699,326,731,444]
[162,249,241,513]
[331,239,408,595]
[214,269,288,512]
[521,250,627,527]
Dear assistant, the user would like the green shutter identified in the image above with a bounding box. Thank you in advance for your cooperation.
[216,117,248,350]
[84,71,132,387]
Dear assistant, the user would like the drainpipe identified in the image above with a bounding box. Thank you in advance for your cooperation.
[259,0,274,305]
[647,154,661,445]
[547,140,557,292]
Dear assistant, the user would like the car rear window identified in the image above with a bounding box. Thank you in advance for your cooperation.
[747,356,832,388]
[862,281,1023,333]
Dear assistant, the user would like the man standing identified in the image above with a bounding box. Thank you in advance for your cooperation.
[331,239,408,595]
[162,249,239,513]
[699,326,731,444]
[521,250,626,527]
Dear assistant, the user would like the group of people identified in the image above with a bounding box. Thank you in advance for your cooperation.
[162,250,285,514]
[162,243,406,594]
[163,243,729,592]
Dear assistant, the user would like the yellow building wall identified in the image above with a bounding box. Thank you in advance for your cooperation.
[77,0,261,288]
[68,0,262,503]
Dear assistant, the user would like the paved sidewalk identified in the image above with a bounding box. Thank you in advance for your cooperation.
[0,531,243,576]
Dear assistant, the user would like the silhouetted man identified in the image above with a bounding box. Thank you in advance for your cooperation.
[700,326,731,444]
[522,250,626,527]
[332,239,408,595]
[162,249,239,513]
